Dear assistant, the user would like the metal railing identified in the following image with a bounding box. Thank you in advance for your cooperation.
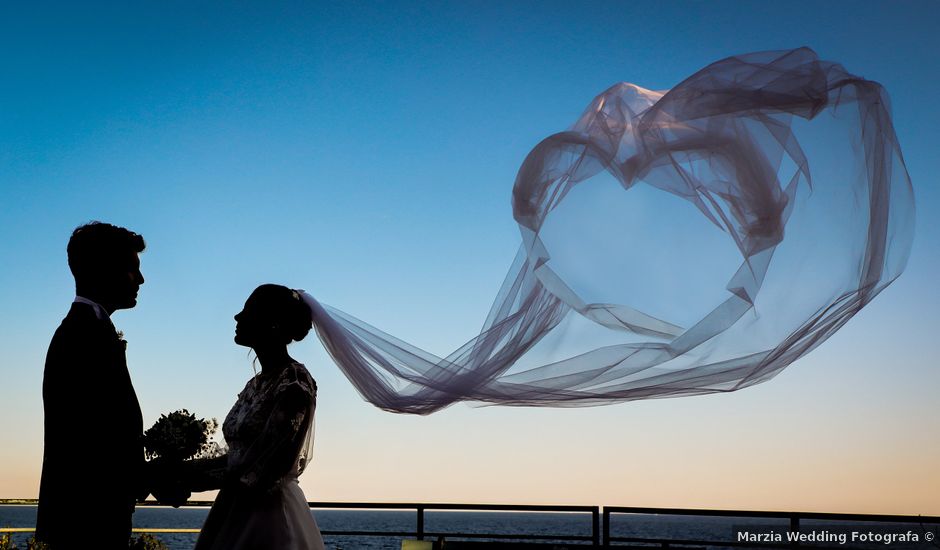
[300,501,600,544]
[3,500,938,548]
[0,500,600,546]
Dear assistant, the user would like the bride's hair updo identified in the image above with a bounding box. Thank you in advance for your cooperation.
[251,284,314,344]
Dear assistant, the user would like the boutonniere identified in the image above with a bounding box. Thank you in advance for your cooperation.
[116,330,128,350]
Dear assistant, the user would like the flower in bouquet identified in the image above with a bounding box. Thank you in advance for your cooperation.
[143,409,222,463]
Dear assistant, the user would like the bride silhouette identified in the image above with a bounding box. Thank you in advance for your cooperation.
[191,284,324,550]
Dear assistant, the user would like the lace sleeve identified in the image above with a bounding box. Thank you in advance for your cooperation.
[227,364,317,492]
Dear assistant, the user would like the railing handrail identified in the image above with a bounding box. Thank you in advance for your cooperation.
[4,499,937,518]
[602,505,940,524]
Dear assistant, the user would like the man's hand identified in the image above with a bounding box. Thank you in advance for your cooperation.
[151,482,191,508]
[146,460,192,508]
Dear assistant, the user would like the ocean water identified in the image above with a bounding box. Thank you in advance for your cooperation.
[1,505,937,549]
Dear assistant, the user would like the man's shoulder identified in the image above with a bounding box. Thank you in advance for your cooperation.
[48,303,112,353]
[52,303,97,335]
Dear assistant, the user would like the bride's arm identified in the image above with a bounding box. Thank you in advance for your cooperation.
[185,455,229,492]
[144,454,228,500]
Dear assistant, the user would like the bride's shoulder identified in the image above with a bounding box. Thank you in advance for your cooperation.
[237,374,261,396]
[277,362,317,396]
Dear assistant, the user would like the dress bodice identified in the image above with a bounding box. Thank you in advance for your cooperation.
[222,362,317,489]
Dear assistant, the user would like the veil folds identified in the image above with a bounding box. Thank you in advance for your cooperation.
[304,48,914,415]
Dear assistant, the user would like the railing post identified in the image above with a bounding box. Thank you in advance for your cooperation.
[603,507,610,548]
[417,505,425,541]
[592,507,600,546]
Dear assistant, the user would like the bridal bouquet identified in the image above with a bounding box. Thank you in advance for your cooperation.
[143,410,225,505]
[143,409,222,462]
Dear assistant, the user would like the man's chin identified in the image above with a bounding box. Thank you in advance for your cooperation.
[116,297,138,310]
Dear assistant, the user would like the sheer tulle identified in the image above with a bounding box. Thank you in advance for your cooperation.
[304,48,914,415]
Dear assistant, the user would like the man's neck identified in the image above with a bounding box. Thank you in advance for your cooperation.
[74,295,111,320]
[74,288,116,315]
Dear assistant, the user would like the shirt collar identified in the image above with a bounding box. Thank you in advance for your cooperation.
[73,296,110,321]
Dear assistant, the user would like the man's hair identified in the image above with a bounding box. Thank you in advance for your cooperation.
[67,221,146,279]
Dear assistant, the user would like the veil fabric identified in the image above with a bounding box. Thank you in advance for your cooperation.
[303,48,914,415]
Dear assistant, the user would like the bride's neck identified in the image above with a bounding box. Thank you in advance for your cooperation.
[254,346,294,374]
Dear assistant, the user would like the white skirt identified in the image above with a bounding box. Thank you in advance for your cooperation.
[194,478,325,550]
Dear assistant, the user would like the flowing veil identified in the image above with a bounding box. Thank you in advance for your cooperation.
[301,48,914,415]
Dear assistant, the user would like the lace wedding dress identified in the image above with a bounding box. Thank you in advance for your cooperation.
[194,362,325,550]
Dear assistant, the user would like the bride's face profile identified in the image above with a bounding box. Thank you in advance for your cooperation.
[234,290,278,348]
[234,284,312,349]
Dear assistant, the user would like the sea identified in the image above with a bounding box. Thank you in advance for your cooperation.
[1,505,937,549]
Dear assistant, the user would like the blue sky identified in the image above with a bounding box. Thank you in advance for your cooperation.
[1,1,938,512]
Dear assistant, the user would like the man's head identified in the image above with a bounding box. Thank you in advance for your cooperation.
[67,222,146,313]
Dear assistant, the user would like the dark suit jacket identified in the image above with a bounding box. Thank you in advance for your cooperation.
[36,302,145,549]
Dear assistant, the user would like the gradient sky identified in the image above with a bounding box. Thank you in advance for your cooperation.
[1,1,938,515]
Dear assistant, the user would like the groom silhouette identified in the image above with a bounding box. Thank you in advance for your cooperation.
[36,222,148,549]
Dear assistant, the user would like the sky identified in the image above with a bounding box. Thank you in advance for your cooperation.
[1,1,938,515]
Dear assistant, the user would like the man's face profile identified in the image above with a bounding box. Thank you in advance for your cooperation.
[92,251,144,312]
[111,252,144,310]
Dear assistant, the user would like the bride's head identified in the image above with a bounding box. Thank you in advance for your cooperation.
[234,284,313,349]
